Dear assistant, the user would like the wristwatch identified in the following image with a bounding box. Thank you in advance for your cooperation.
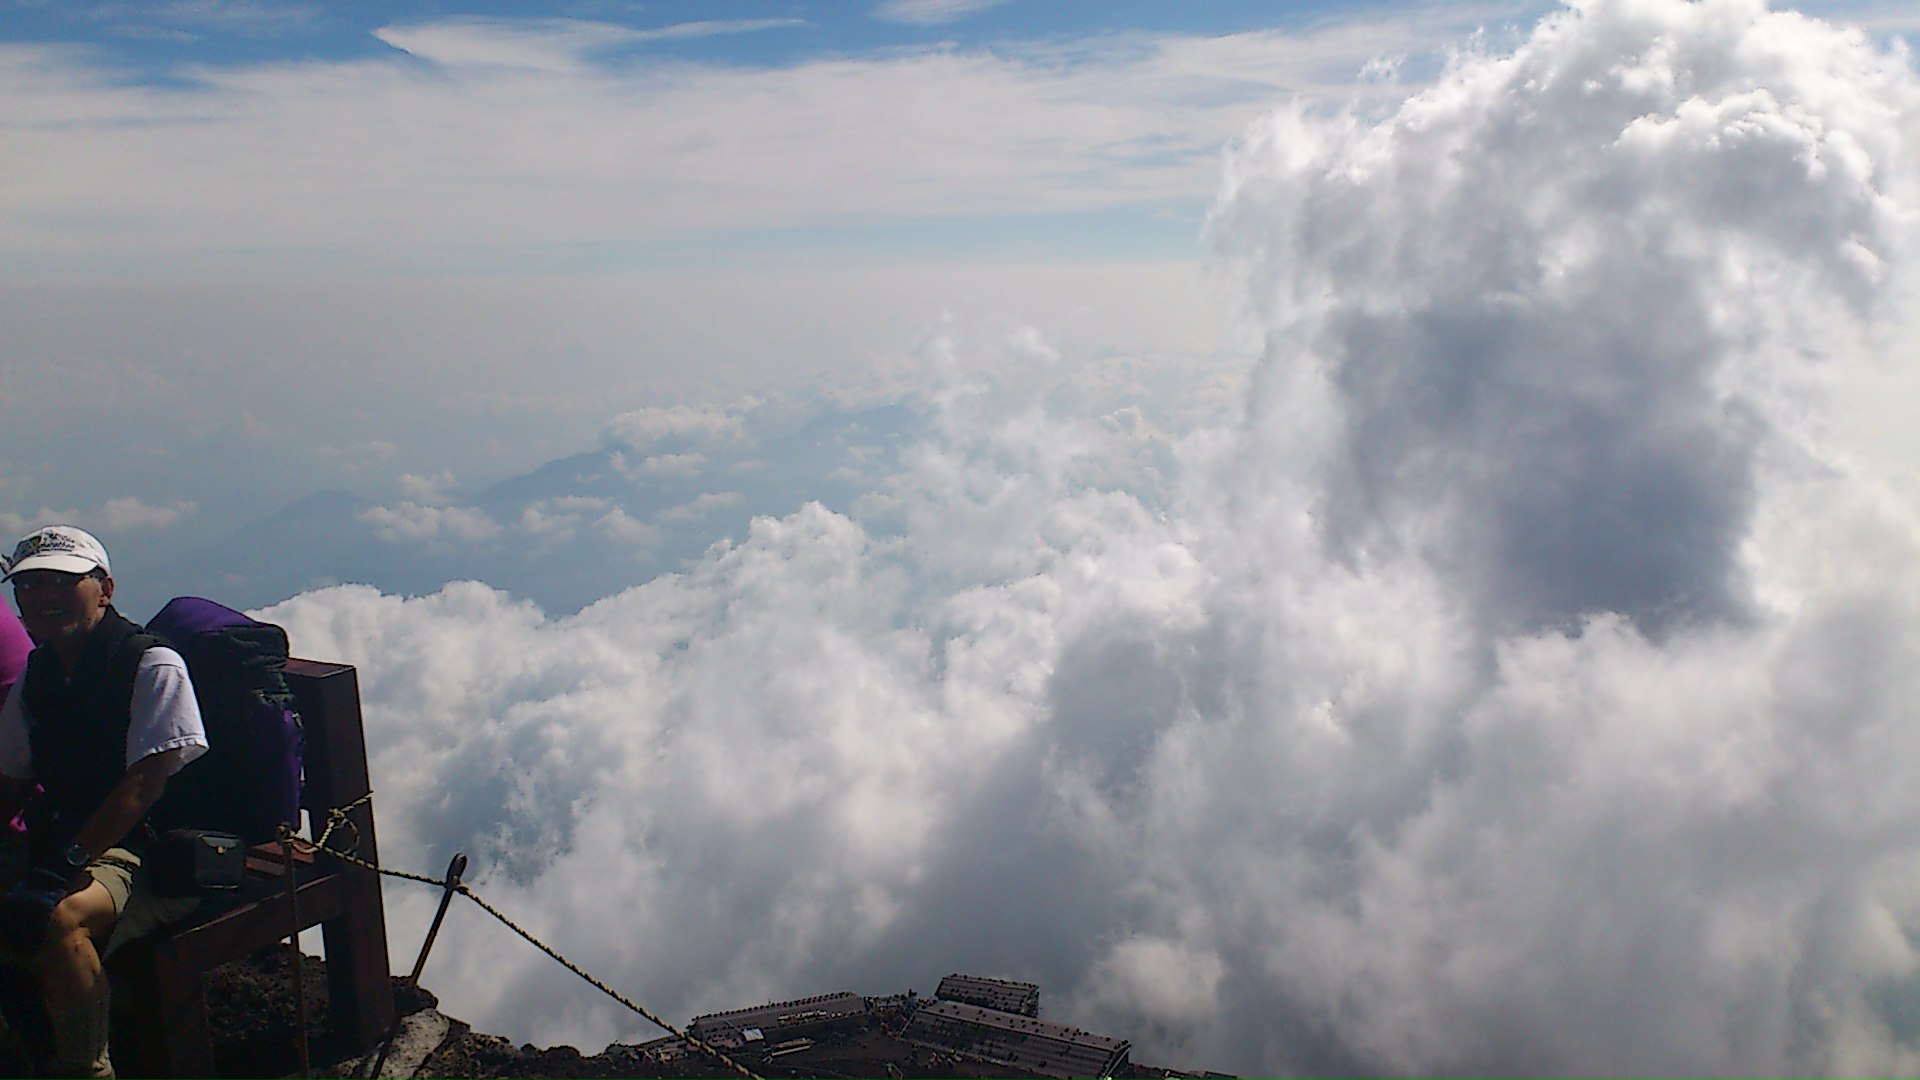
[58,843,90,876]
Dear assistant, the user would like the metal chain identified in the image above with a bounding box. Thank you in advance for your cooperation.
[279,799,763,1080]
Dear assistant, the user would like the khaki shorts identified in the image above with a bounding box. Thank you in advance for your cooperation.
[88,847,203,957]
[0,840,204,958]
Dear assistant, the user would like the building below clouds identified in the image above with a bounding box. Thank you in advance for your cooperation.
[903,999,1131,1079]
[687,990,868,1049]
[626,973,1209,1077]
[936,973,1040,1017]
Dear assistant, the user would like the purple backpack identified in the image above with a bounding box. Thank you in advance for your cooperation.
[145,597,304,846]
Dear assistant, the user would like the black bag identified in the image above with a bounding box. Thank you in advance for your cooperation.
[147,828,246,897]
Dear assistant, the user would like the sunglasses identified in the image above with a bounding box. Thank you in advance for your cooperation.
[9,568,107,592]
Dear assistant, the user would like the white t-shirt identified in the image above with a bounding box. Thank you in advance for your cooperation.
[0,646,210,779]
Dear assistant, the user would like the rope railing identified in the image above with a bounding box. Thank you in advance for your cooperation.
[278,797,764,1080]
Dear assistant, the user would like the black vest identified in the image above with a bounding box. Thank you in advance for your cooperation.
[17,607,157,853]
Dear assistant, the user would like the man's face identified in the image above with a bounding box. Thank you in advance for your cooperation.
[10,569,112,649]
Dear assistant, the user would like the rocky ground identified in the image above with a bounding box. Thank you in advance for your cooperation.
[0,943,1222,1078]
[207,946,728,1079]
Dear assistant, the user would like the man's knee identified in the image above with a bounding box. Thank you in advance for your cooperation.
[47,901,91,946]
[38,885,117,960]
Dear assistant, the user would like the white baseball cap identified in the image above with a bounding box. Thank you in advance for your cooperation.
[3,525,112,580]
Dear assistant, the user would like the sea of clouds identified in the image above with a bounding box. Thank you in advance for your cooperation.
[263,1,1920,1074]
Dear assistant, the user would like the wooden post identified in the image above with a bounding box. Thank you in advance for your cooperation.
[285,660,396,1055]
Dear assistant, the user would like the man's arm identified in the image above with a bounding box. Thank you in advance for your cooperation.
[71,644,209,861]
[67,749,189,860]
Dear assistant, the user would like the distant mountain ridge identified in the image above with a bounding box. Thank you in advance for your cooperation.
[118,404,923,618]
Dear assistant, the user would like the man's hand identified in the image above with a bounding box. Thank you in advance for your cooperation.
[0,866,73,955]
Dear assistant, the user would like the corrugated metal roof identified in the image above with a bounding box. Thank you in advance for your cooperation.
[903,999,1130,1079]
[689,991,867,1040]
[936,973,1042,1017]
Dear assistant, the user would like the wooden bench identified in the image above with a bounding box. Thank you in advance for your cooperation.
[109,658,395,1077]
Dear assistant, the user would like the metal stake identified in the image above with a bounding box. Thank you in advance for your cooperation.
[407,852,468,988]
[285,840,311,1080]
[366,852,467,1080]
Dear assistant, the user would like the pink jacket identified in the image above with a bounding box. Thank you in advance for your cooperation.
[0,606,31,710]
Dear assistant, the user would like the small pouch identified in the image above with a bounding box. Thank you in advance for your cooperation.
[148,829,246,897]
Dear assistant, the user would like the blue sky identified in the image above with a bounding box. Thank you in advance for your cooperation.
[9,0,1911,281]
[6,0,1912,276]
[4,1,1485,71]
[3,0,1548,278]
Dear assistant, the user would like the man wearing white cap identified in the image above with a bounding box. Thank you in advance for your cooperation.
[0,526,207,1078]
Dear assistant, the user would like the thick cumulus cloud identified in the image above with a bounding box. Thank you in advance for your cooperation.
[262,2,1920,1075]
[1210,0,1915,638]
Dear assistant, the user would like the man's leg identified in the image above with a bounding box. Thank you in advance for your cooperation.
[12,849,197,1079]
[0,840,52,1066]
[35,878,117,1011]
[32,879,118,1079]
[0,962,52,1066]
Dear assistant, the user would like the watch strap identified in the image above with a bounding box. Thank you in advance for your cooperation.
[60,843,91,874]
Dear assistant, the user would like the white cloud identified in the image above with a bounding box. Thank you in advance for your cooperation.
[592,506,663,549]
[0,497,193,540]
[0,509,81,541]
[873,0,1010,27]
[515,497,664,552]
[516,498,607,542]
[656,491,743,523]
[396,471,460,504]
[1075,937,1225,1054]
[0,8,1499,270]
[254,2,1920,1076]
[600,403,749,452]
[614,452,708,480]
[1208,0,1917,637]
[97,496,195,531]
[373,17,800,75]
[359,501,501,544]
